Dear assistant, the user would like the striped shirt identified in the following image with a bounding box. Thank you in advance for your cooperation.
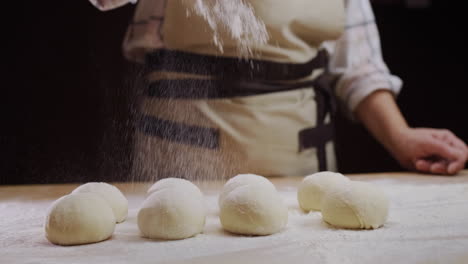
[325,0,402,117]
[92,0,402,117]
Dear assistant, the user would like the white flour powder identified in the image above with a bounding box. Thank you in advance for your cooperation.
[189,0,269,57]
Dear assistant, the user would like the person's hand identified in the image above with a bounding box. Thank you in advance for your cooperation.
[89,0,136,11]
[389,128,468,175]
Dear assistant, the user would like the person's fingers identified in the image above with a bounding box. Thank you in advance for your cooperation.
[447,160,464,175]
[429,160,448,175]
[415,159,432,173]
[434,137,468,173]
[449,137,468,158]
[436,130,468,153]
[432,129,468,152]
[448,139,468,162]
[432,130,468,172]
[427,139,463,162]
[447,137,466,150]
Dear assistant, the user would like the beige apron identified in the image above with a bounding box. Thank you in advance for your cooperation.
[132,0,345,181]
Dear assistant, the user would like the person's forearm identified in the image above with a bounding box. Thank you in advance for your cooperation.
[354,90,409,154]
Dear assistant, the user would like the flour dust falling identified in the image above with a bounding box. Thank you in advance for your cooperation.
[131,0,270,184]
[189,0,269,57]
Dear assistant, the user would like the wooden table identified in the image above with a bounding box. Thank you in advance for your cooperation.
[1,171,468,264]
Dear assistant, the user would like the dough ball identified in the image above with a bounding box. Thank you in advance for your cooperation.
[219,174,288,236]
[321,181,389,229]
[72,182,128,223]
[218,173,276,205]
[147,178,202,197]
[297,171,349,212]
[45,193,116,246]
[138,181,205,240]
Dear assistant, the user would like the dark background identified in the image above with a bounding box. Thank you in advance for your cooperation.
[2,0,466,184]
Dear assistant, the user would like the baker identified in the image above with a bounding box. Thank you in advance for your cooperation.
[90,0,467,179]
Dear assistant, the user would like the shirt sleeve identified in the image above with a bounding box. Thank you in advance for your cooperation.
[325,0,403,119]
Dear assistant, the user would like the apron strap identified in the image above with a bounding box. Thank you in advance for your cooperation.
[138,115,220,149]
[146,77,329,99]
[298,123,334,171]
[145,49,328,81]
[298,73,336,171]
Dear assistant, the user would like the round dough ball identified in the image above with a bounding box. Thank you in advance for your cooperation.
[219,174,288,236]
[138,184,205,240]
[321,181,389,229]
[218,173,276,205]
[147,178,202,197]
[297,171,349,212]
[72,182,128,223]
[45,193,116,246]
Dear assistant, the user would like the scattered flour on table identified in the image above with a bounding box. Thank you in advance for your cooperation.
[1,180,468,264]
